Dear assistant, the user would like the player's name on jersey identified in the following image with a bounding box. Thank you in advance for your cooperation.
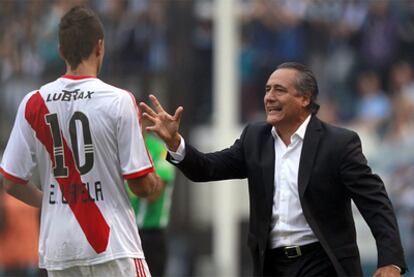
[48,181,104,205]
[46,89,94,102]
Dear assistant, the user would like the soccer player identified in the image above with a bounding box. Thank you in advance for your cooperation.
[0,6,160,277]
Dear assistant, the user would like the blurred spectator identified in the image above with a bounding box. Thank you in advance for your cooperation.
[240,0,307,122]
[36,0,70,79]
[312,0,368,122]
[0,193,40,277]
[0,24,22,81]
[379,93,414,144]
[396,0,414,61]
[357,0,399,82]
[99,0,131,79]
[354,70,391,129]
[192,6,213,124]
[389,61,414,104]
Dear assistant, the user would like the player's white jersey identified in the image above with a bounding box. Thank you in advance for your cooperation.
[0,75,154,270]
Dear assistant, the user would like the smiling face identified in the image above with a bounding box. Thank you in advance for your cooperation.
[264,68,311,129]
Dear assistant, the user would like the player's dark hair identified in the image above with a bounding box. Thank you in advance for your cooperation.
[277,62,320,114]
[58,6,104,70]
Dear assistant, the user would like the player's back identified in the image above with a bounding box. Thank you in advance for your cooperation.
[35,75,135,193]
[22,75,151,270]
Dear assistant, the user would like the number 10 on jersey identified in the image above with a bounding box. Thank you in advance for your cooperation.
[45,112,94,177]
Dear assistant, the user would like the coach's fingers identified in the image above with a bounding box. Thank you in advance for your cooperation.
[142,113,157,125]
[149,94,166,114]
[145,124,162,133]
[139,102,157,117]
[173,106,183,122]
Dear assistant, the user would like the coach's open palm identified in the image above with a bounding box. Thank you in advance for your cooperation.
[139,94,183,151]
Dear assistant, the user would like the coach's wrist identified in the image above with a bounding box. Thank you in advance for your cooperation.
[166,133,181,152]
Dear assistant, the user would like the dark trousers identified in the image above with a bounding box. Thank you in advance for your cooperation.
[263,242,337,277]
[0,267,45,277]
[140,229,167,277]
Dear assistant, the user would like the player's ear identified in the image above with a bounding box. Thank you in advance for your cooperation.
[58,44,72,71]
[58,44,65,60]
[96,39,104,57]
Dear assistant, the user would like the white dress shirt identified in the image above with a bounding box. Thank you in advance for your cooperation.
[168,116,318,249]
[269,115,318,248]
[168,137,186,162]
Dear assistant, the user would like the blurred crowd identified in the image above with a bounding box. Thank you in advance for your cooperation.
[239,0,414,132]
[0,0,413,275]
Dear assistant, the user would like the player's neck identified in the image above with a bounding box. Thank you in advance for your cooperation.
[66,60,99,77]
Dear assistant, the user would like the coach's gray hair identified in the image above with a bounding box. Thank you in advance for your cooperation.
[277,62,320,114]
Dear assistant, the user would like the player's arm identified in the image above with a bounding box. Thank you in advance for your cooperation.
[2,178,42,208]
[0,186,5,232]
[127,171,162,198]
[146,179,166,203]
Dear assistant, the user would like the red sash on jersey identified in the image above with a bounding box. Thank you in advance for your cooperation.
[25,91,110,254]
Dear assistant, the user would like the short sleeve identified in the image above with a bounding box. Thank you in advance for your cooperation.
[117,93,154,179]
[0,94,37,184]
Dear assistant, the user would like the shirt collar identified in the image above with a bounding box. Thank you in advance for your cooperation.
[61,74,96,80]
[271,115,312,142]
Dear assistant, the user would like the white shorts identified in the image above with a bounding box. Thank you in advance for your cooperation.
[47,258,151,277]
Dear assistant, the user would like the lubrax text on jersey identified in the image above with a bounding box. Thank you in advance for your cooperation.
[49,181,104,204]
[46,89,94,102]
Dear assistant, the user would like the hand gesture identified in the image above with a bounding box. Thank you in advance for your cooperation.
[139,94,183,151]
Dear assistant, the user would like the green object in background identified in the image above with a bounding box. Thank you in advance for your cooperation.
[127,133,175,228]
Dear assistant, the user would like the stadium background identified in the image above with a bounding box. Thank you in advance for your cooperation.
[0,0,413,276]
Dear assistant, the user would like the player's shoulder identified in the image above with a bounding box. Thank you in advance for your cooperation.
[24,89,41,100]
[96,79,123,92]
[20,89,42,107]
[98,80,136,102]
[38,77,67,93]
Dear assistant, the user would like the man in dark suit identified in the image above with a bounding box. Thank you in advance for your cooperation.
[139,62,407,276]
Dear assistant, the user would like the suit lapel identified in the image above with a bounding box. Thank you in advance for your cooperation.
[298,116,322,199]
[261,126,275,210]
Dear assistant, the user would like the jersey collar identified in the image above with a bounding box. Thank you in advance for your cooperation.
[61,74,97,80]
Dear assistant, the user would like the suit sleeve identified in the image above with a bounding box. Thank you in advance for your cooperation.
[167,126,249,182]
[339,132,407,273]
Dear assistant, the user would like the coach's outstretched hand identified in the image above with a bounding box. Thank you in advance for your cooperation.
[139,94,183,152]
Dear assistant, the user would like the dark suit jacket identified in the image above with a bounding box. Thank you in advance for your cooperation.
[167,116,407,276]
